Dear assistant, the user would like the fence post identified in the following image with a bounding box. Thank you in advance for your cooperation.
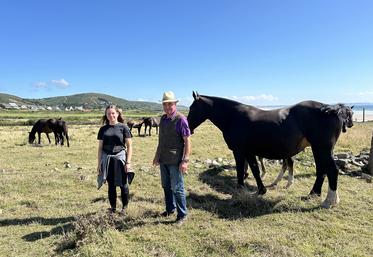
[369,130,373,175]
[363,108,365,122]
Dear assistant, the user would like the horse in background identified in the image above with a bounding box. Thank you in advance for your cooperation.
[187,91,353,208]
[28,119,54,145]
[127,120,144,136]
[28,118,70,147]
[142,117,160,136]
[47,118,70,147]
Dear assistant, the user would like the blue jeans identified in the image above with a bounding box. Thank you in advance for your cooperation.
[160,164,187,218]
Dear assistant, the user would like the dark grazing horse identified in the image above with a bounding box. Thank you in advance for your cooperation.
[47,118,70,147]
[142,117,160,136]
[28,118,70,147]
[127,120,144,136]
[187,92,353,208]
[29,119,54,145]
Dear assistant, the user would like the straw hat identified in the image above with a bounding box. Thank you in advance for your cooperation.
[162,91,179,103]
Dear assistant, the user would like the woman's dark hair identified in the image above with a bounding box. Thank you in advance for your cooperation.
[101,105,125,125]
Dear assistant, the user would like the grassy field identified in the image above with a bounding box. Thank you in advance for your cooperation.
[0,120,372,257]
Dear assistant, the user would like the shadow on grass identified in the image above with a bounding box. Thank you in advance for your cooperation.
[0,216,74,227]
[192,167,321,219]
[22,223,74,242]
[0,216,76,242]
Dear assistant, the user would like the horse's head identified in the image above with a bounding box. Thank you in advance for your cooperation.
[340,105,354,132]
[28,132,35,144]
[187,91,211,134]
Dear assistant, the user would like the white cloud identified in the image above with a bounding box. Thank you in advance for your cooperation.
[33,81,48,88]
[51,79,70,88]
[231,94,278,102]
[229,94,279,105]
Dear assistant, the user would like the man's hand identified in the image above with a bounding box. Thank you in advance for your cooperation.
[179,161,188,174]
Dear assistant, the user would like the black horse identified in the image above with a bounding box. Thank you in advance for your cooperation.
[28,118,70,147]
[127,120,144,136]
[187,92,353,208]
[47,118,70,147]
[142,117,160,136]
[257,111,354,189]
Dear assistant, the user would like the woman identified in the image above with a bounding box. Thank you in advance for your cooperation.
[97,105,133,214]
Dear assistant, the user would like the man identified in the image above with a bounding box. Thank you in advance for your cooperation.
[153,91,191,224]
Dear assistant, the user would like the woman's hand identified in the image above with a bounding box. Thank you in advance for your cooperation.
[124,163,131,172]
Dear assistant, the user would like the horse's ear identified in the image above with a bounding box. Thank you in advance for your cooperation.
[192,91,200,100]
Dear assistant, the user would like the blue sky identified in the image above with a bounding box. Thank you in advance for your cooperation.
[0,0,372,107]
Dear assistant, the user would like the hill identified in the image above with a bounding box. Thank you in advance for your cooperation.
[0,92,187,111]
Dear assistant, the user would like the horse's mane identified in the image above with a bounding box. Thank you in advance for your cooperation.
[30,120,41,135]
[200,95,256,109]
[320,103,353,129]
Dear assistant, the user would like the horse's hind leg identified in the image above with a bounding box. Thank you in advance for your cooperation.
[246,154,267,195]
[65,133,70,147]
[285,157,294,188]
[258,157,266,178]
[268,159,287,188]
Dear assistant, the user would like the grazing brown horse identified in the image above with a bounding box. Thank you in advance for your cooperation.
[142,117,160,136]
[47,118,70,147]
[127,120,143,136]
[187,92,353,208]
[28,118,70,147]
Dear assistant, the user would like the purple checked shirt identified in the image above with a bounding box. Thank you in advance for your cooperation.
[161,111,191,137]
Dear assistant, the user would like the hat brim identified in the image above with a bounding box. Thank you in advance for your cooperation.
[162,100,179,103]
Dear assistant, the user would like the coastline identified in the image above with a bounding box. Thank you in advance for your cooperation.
[353,110,373,122]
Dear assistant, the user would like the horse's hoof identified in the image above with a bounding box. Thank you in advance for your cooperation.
[257,187,267,195]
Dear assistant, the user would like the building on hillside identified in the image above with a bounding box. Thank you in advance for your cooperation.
[0,103,20,109]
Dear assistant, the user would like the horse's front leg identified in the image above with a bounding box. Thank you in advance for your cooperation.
[309,146,326,197]
[38,132,42,144]
[54,132,58,145]
[233,150,246,187]
[46,133,51,144]
[246,154,267,195]
[316,149,340,208]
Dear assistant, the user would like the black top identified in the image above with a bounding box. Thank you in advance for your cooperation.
[97,123,132,154]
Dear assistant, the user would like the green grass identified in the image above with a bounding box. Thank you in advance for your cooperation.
[0,121,372,257]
